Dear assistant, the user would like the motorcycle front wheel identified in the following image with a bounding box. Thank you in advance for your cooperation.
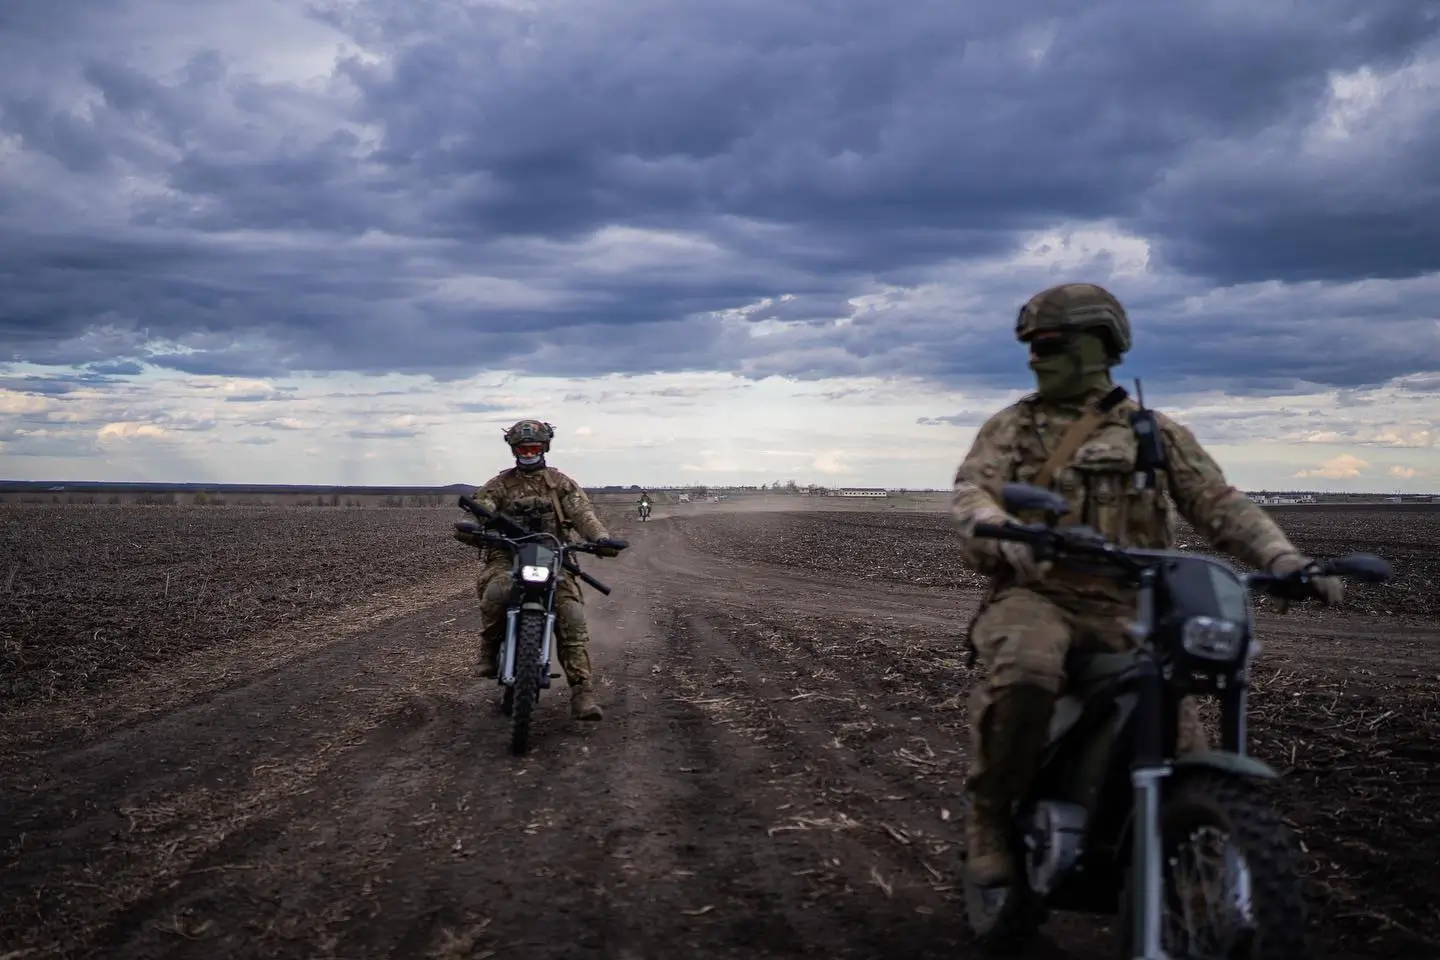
[508,610,546,756]
[1120,772,1307,959]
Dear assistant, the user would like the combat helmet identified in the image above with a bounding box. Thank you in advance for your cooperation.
[1014,283,1132,363]
[503,419,555,471]
[503,419,555,450]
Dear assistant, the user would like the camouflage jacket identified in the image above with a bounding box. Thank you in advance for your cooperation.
[952,388,1300,602]
[470,466,609,563]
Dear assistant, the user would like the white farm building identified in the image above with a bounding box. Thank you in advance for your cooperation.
[834,487,889,498]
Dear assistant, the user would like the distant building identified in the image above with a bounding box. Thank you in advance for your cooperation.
[834,487,889,498]
[1248,493,1315,505]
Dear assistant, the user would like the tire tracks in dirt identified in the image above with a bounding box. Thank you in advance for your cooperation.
[3,512,1430,958]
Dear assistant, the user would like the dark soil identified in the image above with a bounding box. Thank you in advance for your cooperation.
[1,503,1435,958]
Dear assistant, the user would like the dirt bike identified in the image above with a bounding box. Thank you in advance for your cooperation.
[638,501,652,521]
[962,482,1393,959]
[454,495,628,755]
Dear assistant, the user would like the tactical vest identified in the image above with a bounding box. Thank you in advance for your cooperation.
[1011,394,1177,551]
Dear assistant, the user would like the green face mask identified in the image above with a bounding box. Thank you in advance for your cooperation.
[1028,332,1113,401]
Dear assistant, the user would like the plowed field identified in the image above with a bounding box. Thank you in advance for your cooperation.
[2,502,1436,958]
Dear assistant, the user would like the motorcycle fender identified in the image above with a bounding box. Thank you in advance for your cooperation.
[520,600,547,613]
[1170,750,1278,780]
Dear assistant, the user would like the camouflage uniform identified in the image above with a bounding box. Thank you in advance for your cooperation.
[470,420,617,721]
[951,283,1337,891]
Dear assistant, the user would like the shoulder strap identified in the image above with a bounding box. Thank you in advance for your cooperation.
[542,471,571,536]
[1032,386,1128,489]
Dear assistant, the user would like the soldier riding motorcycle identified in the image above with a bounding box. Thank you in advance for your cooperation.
[457,419,627,724]
[951,283,1350,955]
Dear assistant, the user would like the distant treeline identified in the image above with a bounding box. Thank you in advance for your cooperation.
[0,480,477,496]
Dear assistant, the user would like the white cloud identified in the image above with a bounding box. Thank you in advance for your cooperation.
[0,392,53,415]
[2,361,1437,491]
[97,421,169,441]
[219,379,281,401]
[1294,453,1370,480]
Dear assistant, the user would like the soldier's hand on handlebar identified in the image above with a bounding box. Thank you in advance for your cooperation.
[968,512,1049,584]
[592,536,629,558]
[999,539,1050,585]
[1269,553,1344,606]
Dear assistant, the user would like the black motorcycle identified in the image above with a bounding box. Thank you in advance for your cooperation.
[963,482,1392,959]
[638,500,652,521]
[454,495,627,755]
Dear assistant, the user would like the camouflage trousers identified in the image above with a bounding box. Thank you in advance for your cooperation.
[477,560,595,688]
[966,585,1209,802]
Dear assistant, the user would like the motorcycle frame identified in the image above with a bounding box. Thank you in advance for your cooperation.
[974,483,1388,959]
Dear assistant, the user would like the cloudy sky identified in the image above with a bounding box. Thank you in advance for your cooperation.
[2,0,1438,491]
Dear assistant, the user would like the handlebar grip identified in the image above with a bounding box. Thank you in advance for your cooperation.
[973,521,1032,543]
[566,563,612,595]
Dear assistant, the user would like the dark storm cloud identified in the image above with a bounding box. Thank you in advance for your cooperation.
[1,0,1437,395]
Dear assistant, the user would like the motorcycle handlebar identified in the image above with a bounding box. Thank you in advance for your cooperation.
[971,519,1393,592]
[972,521,1038,544]
[454,497,624,594]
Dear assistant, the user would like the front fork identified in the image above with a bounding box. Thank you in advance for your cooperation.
[1126,569,1169,960]
[498,603,559,689]
[1129,655,1169,960]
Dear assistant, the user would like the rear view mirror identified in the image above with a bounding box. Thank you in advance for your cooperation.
[1327,552,1393,583]
[1002,482,1071,519]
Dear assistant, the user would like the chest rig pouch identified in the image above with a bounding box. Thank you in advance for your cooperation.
[1057,421,1172,550]
[1031,384,1174,550]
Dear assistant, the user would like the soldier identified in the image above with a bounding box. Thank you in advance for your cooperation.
[950,283,1343,918]
[471,419,626,721]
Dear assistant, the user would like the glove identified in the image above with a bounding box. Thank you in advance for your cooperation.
[1269,553,1343,606]
[592,536,628,558]
[998,539,1050,586]
[967,512,1049,585]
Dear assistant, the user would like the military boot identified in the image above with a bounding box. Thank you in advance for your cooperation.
[964,683,1056,892]
[965,794,1013,889]
[476,631,503,678]
[570,683,603,721]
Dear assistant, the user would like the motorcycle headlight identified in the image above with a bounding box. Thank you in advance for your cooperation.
[520,564,551,584]
[1181,616,1246,661]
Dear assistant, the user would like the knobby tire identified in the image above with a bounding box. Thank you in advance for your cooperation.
[509,610,546,756]
[1120,772,1307,959]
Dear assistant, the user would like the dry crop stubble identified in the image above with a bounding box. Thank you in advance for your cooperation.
[0,504,469,709]
[0,501,1435,958]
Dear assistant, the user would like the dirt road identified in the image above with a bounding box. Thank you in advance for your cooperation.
[3,508,1437,958]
